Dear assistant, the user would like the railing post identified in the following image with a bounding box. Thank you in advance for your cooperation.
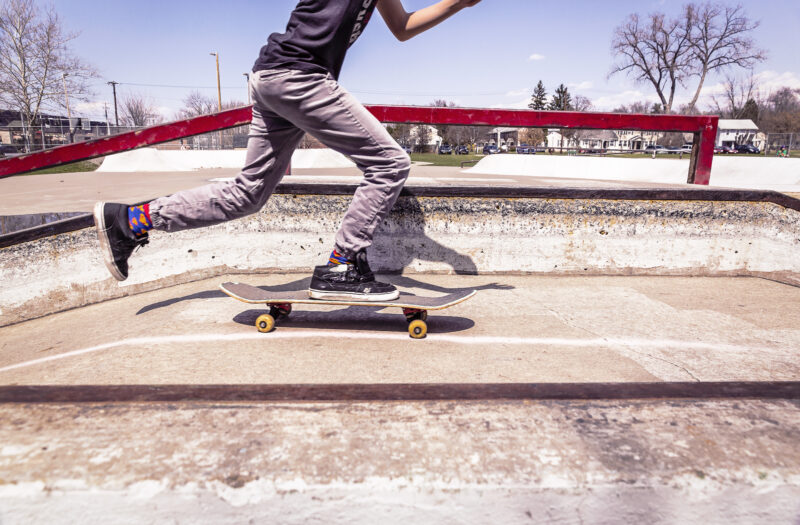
[688,120,718,185]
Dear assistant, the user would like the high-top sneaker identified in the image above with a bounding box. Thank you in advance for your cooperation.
[93,202,149,281]
[309,249,399,301]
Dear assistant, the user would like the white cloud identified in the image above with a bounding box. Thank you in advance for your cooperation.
[754,70,800,92]
[490,98,531,110]
[591,90,660,111]
[506,88,529,97]
[569,81,594,91]
[74,101,108,116]
[528,53,545,61]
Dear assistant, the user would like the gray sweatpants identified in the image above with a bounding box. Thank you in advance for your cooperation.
[150,69,411,259]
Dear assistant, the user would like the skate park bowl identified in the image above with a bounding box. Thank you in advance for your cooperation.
[1,106,800,522]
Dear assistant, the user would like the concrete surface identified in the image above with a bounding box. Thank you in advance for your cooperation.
[96,147,356,172]
[468,155,800,193]
[1,274,799,385]
[2,163,800,523]
[1,400,799,524]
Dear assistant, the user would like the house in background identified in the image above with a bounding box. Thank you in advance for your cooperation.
[716,119,762,149]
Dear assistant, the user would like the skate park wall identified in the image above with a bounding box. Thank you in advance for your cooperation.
[2,188,799,326]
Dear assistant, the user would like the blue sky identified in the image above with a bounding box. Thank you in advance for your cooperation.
[53,0,800,120]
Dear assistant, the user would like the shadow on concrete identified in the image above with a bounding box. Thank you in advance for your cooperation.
[376,196,516,295]
[232,308,475,335]
[136,277,312,315]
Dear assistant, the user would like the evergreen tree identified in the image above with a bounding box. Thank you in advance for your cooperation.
[548,84,573,111]
[740,98,759,123]
[528,81,548,110]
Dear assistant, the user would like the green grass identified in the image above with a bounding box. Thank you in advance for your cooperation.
[17,160,99,176]
[411,153,483,167]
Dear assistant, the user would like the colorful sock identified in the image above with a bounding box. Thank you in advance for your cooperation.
[128,204,153,237]
[328,249,350,266]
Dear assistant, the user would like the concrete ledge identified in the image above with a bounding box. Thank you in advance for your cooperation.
[1,190,799,326]
[1,400,799,523]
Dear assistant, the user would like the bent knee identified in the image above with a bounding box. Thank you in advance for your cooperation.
[393,151,412,175]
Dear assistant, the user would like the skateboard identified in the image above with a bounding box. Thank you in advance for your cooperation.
[220,282,476,339]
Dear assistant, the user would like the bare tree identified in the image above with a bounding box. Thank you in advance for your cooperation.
[0,0,96,150]
[179,91,216,118]
[760,88,800,134]
[709,72,760,120]
[120,92,161,127]
[610,2,765,113]
[685,3,766,110]
[431,99,456,145]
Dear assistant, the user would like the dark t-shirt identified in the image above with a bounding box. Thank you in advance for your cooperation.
[253,0,378,80]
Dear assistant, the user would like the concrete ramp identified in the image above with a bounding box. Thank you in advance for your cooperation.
[467,155,800,192]
[97,148,356,172]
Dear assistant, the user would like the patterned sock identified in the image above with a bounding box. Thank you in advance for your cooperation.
[328,249,350,266]
[128,204,153,237]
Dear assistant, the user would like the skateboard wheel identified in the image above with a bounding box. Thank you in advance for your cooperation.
[255,314,275,333]
[408,319,427,339]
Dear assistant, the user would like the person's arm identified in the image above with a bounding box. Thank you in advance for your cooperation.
[377,0,481,42]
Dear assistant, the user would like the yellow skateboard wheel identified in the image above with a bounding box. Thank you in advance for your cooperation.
[255,314,275,333]
[408,319,427,339]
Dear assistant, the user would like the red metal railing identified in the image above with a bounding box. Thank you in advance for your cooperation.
[0,106,718,184]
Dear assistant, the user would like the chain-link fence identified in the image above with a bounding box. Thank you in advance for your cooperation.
[764,133,795,156]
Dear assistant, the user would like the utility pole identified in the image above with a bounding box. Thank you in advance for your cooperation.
[243,73,251,104]
[108,81,120,127]
[210,53,222,111]
[211,52,223,149]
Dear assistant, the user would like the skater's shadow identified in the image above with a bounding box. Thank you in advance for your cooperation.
[136,277,312,315]
[374,195,515,295]
[233,308,475,335]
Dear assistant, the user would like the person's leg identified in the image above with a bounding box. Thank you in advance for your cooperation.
[262,71,412,260]
[149,105,303,231]
[94,81,304,281]
[255,71,411,300]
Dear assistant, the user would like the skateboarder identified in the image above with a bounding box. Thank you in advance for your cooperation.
[94,0,481,302]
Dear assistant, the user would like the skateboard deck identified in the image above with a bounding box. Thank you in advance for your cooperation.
[220,281,476,339]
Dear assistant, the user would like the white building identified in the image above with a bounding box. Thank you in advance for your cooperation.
[716,119,761,148]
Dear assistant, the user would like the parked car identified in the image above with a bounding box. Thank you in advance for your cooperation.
[715,145,737,154]
[438,144,453,155]
[516,143,536,154]
[455,145,469,155]
[735,144,760,154]
[681,143,694,154]
[644,145,667,154]
[482,145,499,155]
[665,146,682,154]
[0,144,22,158]
[401,145,412,154]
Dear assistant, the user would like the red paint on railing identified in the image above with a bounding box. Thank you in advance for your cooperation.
[0,105,718,184]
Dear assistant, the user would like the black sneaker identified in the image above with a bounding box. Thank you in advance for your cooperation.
[308,249,399,301]
[93,202,149,281]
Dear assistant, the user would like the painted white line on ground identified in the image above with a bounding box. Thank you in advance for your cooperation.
[0,332,762,374]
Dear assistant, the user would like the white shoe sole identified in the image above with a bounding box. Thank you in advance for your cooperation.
[308,289,400,302]
[93,202,127,282]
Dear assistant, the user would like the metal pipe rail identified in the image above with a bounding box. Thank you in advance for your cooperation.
[0,105,719,184]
